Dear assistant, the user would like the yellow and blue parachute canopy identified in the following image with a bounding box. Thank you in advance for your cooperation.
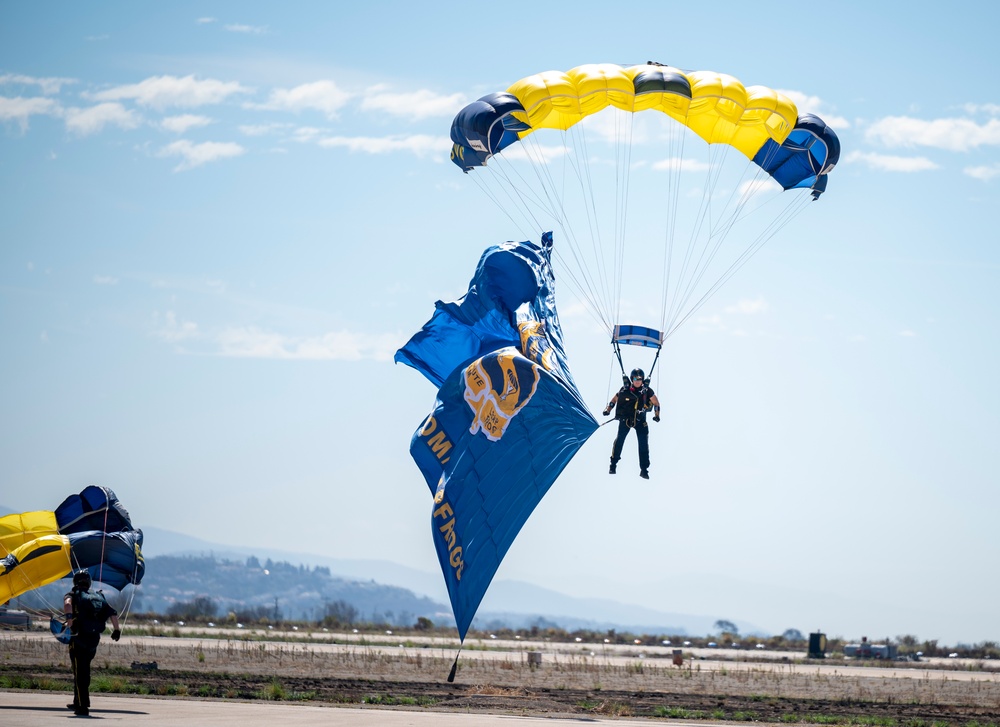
[450,62,839,196]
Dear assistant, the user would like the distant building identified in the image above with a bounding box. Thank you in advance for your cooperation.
[843,636,897,659]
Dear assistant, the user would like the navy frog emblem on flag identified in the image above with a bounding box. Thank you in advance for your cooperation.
[464,349,539,441]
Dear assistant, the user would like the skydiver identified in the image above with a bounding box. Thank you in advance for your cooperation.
[63,570,121,716]
[603,367,661,479]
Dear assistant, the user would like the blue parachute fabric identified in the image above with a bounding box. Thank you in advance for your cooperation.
[68,529,145,590]
[396,232,580,390]
[397,232,598,640]
[55,486,134,535]
[754,114,841,198]
[613,324,665,349]
[450,92,529,171]
[50,617,72,644]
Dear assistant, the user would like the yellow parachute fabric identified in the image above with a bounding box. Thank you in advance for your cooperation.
[0,534,72,604]
[505,63,798,160]
[0,511,59,557]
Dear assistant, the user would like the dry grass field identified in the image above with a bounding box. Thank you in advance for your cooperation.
[3,629,1000,724]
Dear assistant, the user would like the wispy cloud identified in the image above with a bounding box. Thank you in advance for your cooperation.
[738,178,782,199]
[158,139,245,171]
[0,95,60,130]
[777,89,850,129]
[89,75,251,110]
[899,329,917,337]
[0,73,75,95]
[964,163,1000,181]
[317,133,445,158]
[152,311,200,342]
[216,327,400,361]
[725,297,769,315]
[844,150,939,172]
[238,122,293,137]
[196,17,217,24]
[253,80,351,119]
[866,115,1000,152]
[93,275,119,285]
[962,103,1000,116]
[225,23,268,34]
[64,102,141,135]
[161,114,212,133]
[652,157,711,172]
[361,86,466,119]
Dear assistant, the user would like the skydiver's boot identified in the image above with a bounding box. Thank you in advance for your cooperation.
[640,469,649,479]
[609,462,617,475]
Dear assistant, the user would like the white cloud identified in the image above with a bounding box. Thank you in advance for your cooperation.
[776,89,849,129]
[255,80,351,119]
[962,103,1000,116]
[899,329,917,337]
[158,139,245,171]
[64,102,141,135]
[738,178,782,200]
[652,157,711,172]
[216,327,399,361]
[317,133,445,158]
[90,75,250,110]
[196,17,217,24]
[725,297,769,315]
[0,73,75,95]
[865,115,1000,152]
[0,95,59,129]
[161,114,212,133]
[225,23,267,34]
[93,275,119,285]
[361,86,466,119]
[843,150,939,172]
[153,311,200,342]
[85,34,109,42]
[964,163,1000,181]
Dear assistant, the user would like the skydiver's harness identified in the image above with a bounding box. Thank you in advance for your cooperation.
[609,384,654,428]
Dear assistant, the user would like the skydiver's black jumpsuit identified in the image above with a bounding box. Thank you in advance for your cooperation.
[66,588,116,714]
[610,382,655,472]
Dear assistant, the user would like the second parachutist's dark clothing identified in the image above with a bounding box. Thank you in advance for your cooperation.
[609,383,655,472]
[65,587,117,714]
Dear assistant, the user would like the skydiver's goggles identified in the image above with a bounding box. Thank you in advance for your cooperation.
[632,375,644,381]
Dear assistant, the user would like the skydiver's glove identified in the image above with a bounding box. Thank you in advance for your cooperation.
[653,415,660,422]
[603,407,612,416]
[111,629,121,642]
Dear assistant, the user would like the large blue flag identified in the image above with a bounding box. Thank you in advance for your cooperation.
[396,233,598,640]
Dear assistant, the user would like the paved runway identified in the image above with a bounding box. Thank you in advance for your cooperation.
[0,691,698,726]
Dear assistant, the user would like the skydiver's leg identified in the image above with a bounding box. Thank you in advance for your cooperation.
[69,642,81,709]
[637,422,650,474]
[75,642,96,713]
[610,420,631,473]
[70,641,94,712]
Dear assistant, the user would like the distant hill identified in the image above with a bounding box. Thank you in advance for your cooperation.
[3,508,763,636]
[139,525,759,635]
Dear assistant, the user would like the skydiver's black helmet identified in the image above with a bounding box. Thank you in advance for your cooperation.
[630,368,645,383]
[72,570,92,590]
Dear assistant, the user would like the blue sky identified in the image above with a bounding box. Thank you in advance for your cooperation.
[2,2,999,645]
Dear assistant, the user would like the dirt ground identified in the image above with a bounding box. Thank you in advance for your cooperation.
[3,632,1000,724]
